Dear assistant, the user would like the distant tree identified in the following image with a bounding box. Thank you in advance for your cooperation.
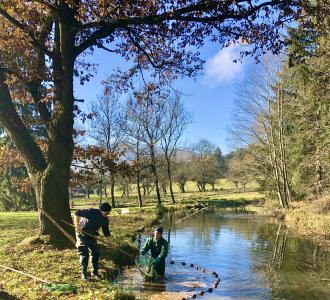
[72,146,131,203]
[173,160,191,193]
[191,140,220,192]
[126,86,166,204]
[89,92,126,207]
[160,95,192,203]
[226,149,255,189]
[229,58,292,208]
[214,147,226,178]
[124,104,148,207]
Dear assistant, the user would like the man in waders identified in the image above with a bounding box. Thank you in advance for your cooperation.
[140,227,169,277]
[74,203,111,281]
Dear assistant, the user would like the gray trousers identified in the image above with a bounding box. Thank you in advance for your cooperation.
[76,234,100,273]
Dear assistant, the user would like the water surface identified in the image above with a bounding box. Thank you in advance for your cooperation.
[124,209,330,299]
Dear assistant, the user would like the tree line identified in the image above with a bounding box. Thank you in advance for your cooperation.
[1,87,228,210]
[227,4,329,208]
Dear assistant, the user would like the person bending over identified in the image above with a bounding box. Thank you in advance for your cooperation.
[74,203,111,281]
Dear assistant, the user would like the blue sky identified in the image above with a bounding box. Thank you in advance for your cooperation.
[74,42,254,155]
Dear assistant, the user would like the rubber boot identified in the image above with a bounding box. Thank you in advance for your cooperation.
[81,267,88,281]
[91,268,101,280]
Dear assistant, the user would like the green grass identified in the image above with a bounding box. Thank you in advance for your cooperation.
[0,183,264,299]
[0,209,163,300]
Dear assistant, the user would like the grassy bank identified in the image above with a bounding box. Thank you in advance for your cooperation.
[2,186,327,299]
[0,206,167,300]
[246,196,330,240]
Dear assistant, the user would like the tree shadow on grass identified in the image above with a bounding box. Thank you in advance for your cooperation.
[0,291,18,300]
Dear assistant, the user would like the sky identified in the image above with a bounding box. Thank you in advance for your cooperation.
[73,42,254,155]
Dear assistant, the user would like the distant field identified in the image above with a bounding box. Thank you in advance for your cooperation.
[71,179,262,208]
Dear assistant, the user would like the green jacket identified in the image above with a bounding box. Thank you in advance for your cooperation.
[140,237,169,262]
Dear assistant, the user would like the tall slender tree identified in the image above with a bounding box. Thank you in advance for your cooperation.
[160,95,192,203]
[89,92,125,207]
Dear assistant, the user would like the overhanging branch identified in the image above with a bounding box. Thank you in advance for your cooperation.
[0,69,47,173]
[0,7,54,59]
[74,0,293,57]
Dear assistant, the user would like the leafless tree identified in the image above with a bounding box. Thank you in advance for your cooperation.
[126,89,165,205]
[89,92,126,207]
[160,95,192,203]
[229,57,291,208]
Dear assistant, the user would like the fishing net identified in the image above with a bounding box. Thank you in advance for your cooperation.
[135,254,158,280]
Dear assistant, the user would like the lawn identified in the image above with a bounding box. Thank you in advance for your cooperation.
[0,209,162,300]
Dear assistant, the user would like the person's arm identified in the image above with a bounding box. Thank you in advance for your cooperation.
[140,238,151,255]
[153,241,169,264]
[102,218,111,241]
[74,210,86,232]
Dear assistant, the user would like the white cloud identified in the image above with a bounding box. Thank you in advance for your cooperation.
[205,44,243,86]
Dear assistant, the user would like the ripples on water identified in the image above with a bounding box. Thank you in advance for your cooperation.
[123,210,330,300]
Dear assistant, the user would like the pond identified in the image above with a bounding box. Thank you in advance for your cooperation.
[123,209,330,300]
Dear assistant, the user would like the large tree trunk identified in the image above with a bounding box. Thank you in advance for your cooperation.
[1,68,74,248]
[32,167,74,247]
[149,145,161,205]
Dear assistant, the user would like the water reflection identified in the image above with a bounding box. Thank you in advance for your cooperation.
[124,210,330,299]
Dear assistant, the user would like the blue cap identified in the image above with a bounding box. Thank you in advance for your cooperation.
[154,226,163,234]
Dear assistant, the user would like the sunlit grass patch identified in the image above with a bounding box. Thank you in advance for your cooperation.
[0,209,161,299]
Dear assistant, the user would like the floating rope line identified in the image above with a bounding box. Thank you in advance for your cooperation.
[168,259,221,300]
[175,205,208,225]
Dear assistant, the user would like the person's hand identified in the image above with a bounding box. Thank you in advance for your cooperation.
[74,216,82,233]
[152,257,161,265]
[75,224,82,233]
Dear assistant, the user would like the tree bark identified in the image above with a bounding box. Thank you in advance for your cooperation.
[32,167,73,247]
[0,68,74,247]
